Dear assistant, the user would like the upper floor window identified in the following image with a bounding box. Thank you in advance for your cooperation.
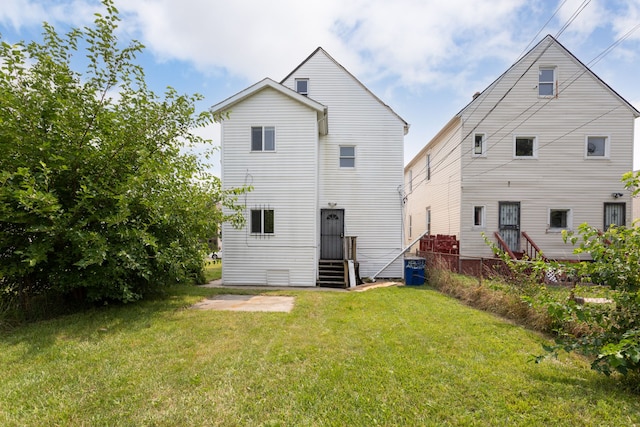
[251,209,274,234]
[586,136,609,158]
[539,67,556,97]
[473,133,486,157]
[295,79,308,95]
[426,154,431,181]
[408,170,413,192]
[251,126,275,151]
[340,146,355,168]
[514,136,537,158]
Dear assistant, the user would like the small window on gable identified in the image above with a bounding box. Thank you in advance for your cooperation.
[251,209,274,234]
[473,206,485,228]
[426,154,431,181]
[514,136,537,158]
[408,170,413,192]
[539,67,556,97]
[251,126,275,151]
[549,208,571,231]
[586,136,608,158]
[295,79,308,95]
[340,146,355,168]
[473,133,486,157]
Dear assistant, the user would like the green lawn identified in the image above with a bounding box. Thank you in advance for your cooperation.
[2,284,639,426]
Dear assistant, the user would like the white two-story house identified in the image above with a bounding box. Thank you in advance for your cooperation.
[211,48,408,286]
[404,35,639,260]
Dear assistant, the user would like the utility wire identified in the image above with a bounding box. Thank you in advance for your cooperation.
[404,20,638,194]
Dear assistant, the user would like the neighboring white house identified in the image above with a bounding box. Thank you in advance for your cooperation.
[211,48,409,287]
[404,35,640,260]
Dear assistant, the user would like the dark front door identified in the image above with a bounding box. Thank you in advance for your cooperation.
[321,209,344,260]
[604,203,626,229]
[499,202,520,253]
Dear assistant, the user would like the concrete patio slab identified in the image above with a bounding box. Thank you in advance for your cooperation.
[191,294,295,312]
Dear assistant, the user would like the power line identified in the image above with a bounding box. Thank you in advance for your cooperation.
[405,21,638,195]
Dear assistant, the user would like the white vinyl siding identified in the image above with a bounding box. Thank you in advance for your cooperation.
[282,49,405,278]
[220,88,319,286]
[403,118,462,251]
[401,36,636,260]
[460,39,633,258]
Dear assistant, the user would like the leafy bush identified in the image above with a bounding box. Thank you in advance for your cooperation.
[0,1,244,311]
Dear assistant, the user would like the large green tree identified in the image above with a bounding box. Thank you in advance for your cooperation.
[0,1,243,304]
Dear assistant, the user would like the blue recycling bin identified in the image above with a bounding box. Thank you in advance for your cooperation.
[404,257,426,285]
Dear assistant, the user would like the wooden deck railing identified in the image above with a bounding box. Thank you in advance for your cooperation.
[521,231,548,261]
[494,232,517,260]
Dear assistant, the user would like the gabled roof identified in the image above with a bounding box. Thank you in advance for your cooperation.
[282,47,410,135]
[458,34,640,118]
[405,34,639,173]
[210,77,328,135]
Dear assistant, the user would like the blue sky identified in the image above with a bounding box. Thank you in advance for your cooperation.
[1,0,639,175]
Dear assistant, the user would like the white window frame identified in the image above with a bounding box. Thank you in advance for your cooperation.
[426,208,431,235]
[408,215,413,238]
[408,170,413,192]
[251,126,276,152]
[426,154,431,181]
[539,67,556,97]
[548,208,572,232]
[513,135,538,159]
[473,133,486,157]
[472,205,485,229]
[585,135,610,159]
[251,208,274,234]
[295,78,308,95]
[339,146,356,168]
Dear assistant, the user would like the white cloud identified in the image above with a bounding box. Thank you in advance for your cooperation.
[3,0,638,170]
[112,0,536,93]
[0,0,94,32]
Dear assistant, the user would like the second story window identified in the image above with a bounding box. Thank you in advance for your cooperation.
[340,146,355,168]
[514,136,537,158]
[251,126,275,151]
[539,67,556,97]
[426,154,431,181]
[295,78,308,95]
[586,136,609,158]
[473,133,486,156]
